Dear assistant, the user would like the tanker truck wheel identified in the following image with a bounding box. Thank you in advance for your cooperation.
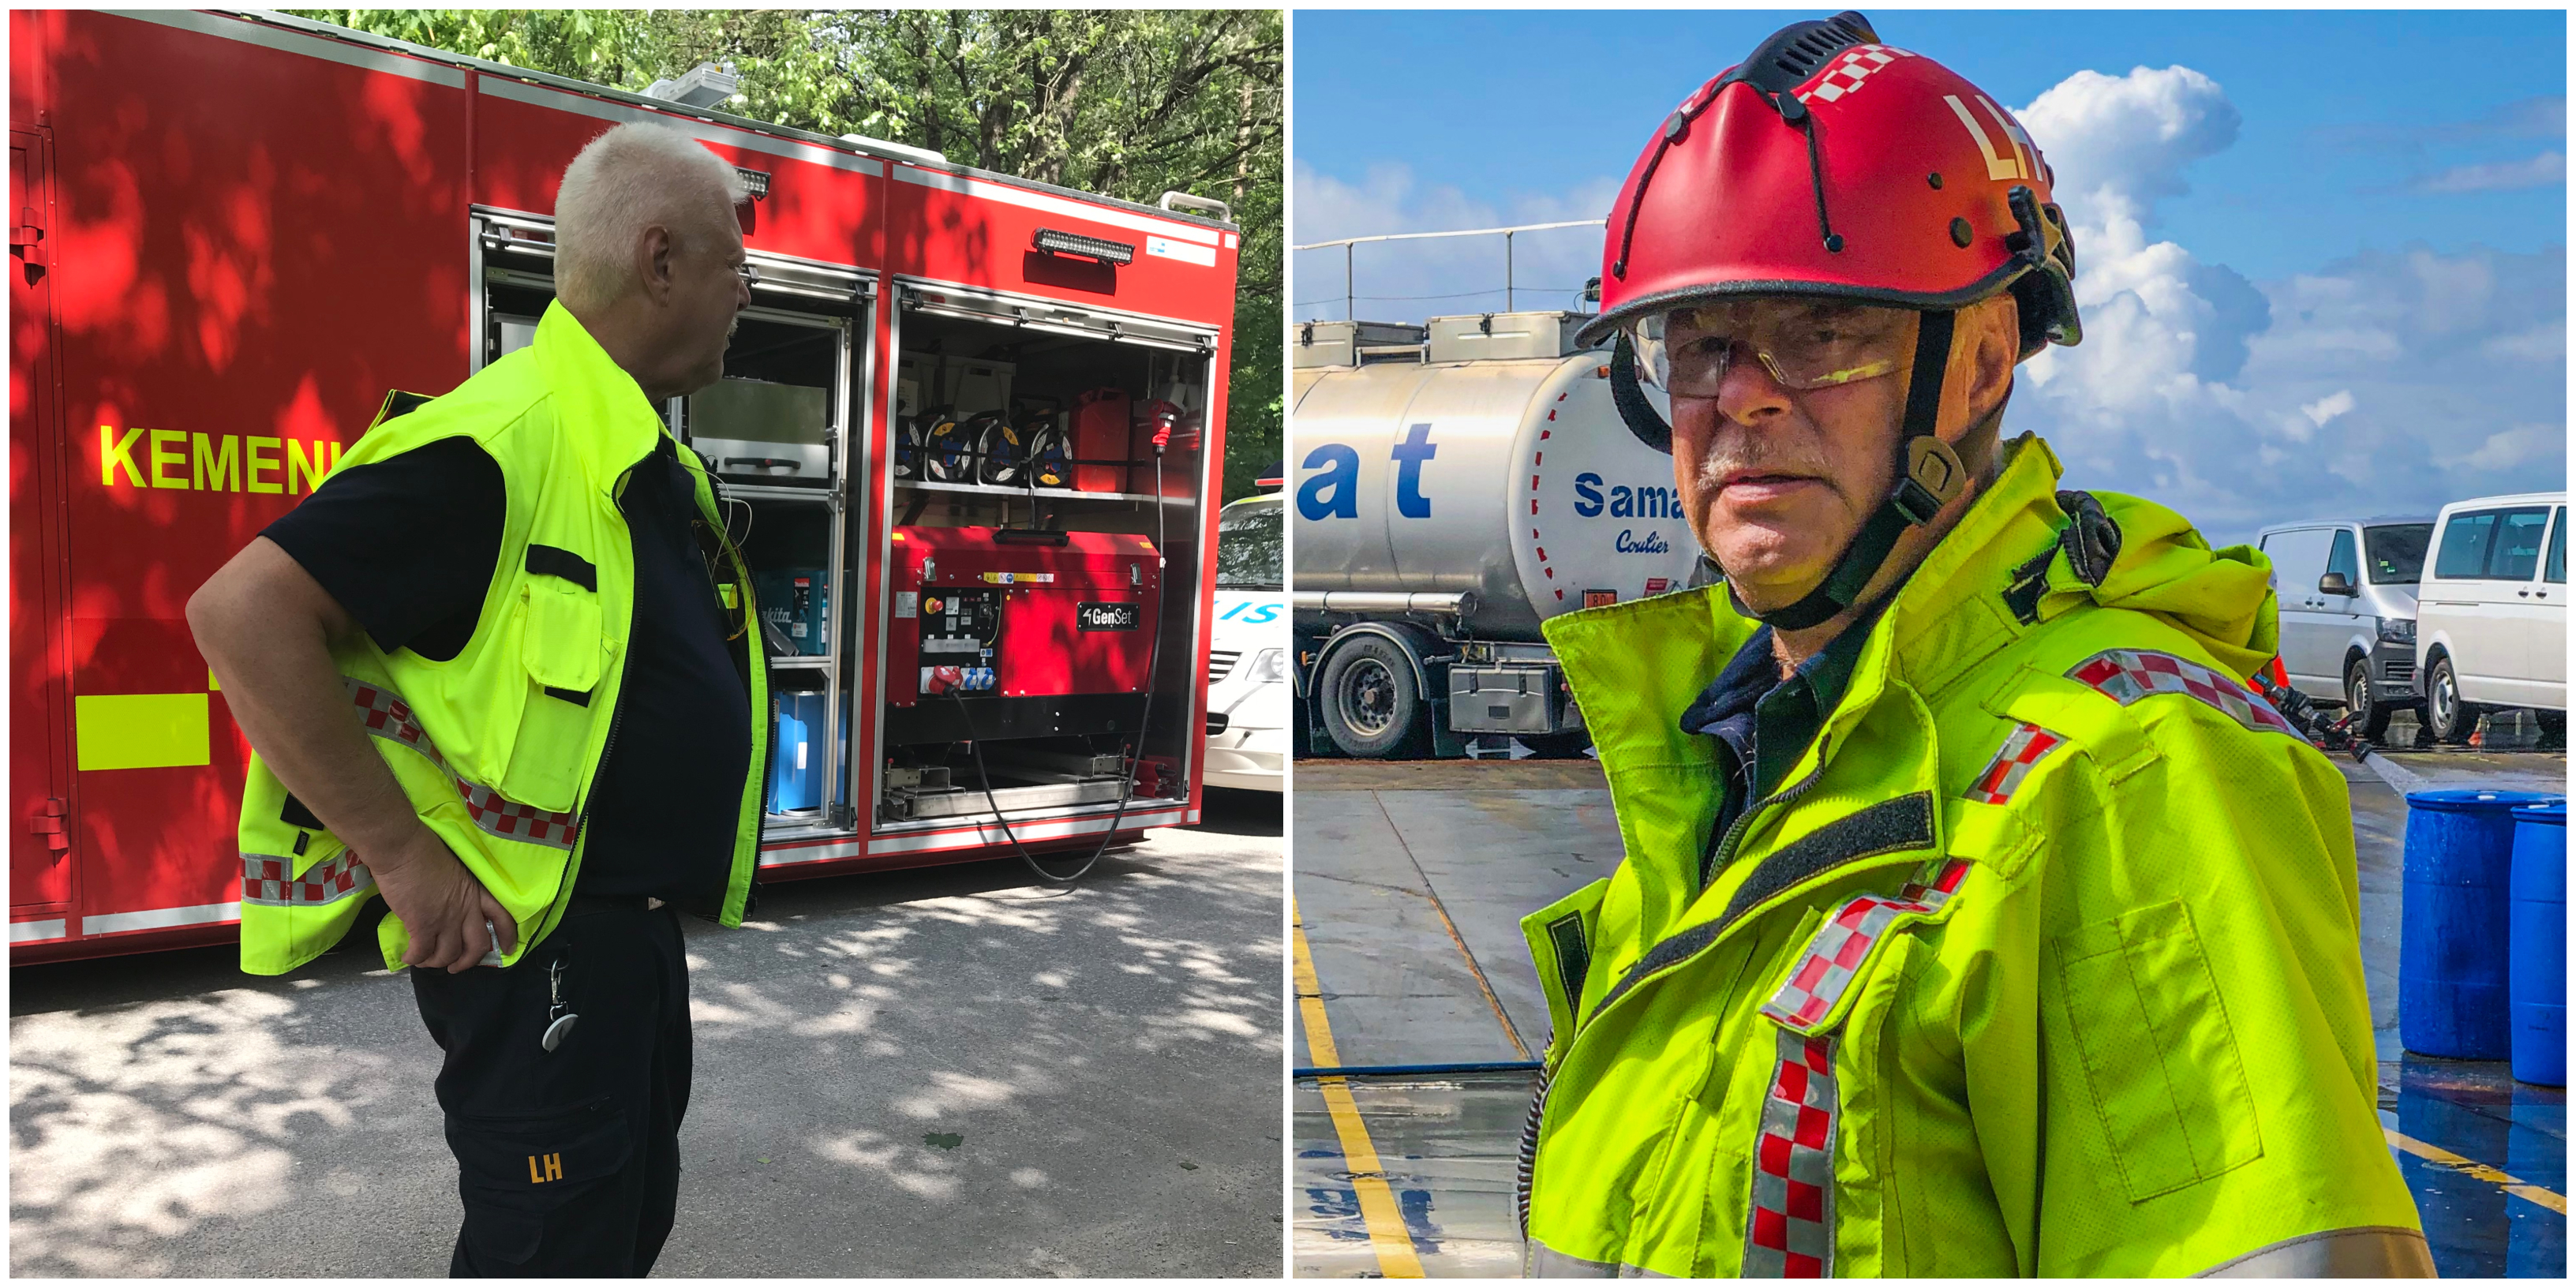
[1320,635,1429,758]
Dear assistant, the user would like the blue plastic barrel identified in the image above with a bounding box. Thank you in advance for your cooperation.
[2401,789,2563,1060]
[2509,802,2565,1086]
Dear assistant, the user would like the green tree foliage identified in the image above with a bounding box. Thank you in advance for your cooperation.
[294,9,1282,500]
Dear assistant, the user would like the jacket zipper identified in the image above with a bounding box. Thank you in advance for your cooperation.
[1702,751,1833,894]
[1515,1055,1558,1237]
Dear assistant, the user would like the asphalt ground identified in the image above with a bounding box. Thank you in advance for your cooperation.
[11,788,1283,1279]
[1291,724,2567,1277]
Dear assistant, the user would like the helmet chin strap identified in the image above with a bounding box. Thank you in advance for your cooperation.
[1604,311,1974,633]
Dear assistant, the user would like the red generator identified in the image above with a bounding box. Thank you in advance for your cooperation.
[10,9,1241,961]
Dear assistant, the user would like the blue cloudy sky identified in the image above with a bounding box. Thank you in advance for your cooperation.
[1293,9,2568,543]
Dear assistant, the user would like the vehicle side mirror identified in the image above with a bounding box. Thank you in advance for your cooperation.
[2319,571,2356,596]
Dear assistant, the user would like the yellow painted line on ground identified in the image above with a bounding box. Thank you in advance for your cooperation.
[2385,1126,2568,1214]
[1293,898,1426,1279]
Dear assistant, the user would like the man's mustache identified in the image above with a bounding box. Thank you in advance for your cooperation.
[1690,432,1837,493]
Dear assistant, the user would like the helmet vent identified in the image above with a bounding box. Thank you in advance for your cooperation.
[1720,12,1878,97]
[1774,32,1851,80]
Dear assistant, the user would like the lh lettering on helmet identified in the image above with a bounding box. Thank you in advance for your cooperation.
[1979,95,2036,179]
[1943,94,2027,182]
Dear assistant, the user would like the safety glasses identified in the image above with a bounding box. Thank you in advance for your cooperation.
[1629,299,1915,396]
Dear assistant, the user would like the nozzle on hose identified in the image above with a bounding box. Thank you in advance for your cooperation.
[1136,399,1181,457]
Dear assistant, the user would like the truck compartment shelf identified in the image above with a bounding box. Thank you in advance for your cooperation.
[895,478,1160,504]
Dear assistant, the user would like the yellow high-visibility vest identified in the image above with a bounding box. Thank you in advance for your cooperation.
[238,302,767,975]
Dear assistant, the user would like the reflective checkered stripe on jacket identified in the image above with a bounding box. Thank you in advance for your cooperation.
[2067,648,2301,738]
[1964,721,2065,807]
[1744,860,1971,1277]
[1743,1028,1840,1277]
[241,852,371,907]
[347,680,578,851]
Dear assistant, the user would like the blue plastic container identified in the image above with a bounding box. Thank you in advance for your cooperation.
[767,691,826,813]
[2401,789,2562,1059]
[2509,802,2565,1086]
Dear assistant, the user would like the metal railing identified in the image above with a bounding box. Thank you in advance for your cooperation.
[1293,218,1605,320]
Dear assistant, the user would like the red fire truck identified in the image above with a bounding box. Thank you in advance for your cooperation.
[10,9,1242,962]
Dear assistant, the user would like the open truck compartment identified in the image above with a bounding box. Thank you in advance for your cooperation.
[10,7,1241,961]
[872,289,1215,831]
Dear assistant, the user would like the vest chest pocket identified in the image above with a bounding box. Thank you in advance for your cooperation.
[497,547,607,814]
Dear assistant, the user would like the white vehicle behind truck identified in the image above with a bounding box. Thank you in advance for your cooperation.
[2415,491,2567,743]
[2256,515,2434,742]
[1206,492,1288,790]
[1291,314,1705,758]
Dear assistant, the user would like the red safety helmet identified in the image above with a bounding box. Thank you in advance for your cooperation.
[1587,10,2084,631]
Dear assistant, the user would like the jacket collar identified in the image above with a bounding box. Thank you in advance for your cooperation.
[531,300,672,492]
[1552,432,2076,769]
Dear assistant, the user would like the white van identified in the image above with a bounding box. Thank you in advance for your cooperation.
[1204,493,1286,791]
[2256,516,2434,741]
[2413,491,2566,743]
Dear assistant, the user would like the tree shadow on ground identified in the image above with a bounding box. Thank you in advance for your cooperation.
[11,814,1282,1278]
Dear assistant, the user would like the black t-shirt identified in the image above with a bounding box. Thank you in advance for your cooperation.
[264,433,754,905]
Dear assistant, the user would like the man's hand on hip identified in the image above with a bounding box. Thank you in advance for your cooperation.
[191,537,522,974]
[369,828,519,972]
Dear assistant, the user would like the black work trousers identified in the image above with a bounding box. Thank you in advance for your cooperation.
[410,901,692,1277]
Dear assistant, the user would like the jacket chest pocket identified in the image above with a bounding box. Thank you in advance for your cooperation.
[497,544,608,814]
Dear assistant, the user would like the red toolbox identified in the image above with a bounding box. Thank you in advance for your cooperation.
[886,526,1162,743]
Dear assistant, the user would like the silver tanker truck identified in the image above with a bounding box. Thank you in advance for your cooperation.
[1291,313,1707,758]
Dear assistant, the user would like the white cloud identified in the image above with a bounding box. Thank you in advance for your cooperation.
[2005,66,2565,542]
[2466,424,2561,472]
[2301,390,2355,430]
[2018,65,2240,230]
[2413,150,2566,194]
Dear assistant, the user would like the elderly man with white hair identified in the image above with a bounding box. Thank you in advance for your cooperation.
[190,123,762,1275]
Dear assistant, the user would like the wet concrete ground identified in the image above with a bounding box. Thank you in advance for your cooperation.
[1292,718,2566,1277]
[13,791,1283,1278]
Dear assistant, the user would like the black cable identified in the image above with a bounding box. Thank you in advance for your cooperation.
[1294,1060,1543,1079]
[945,451,1170,886]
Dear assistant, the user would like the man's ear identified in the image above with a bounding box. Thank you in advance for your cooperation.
[1966,293,2019,424]
[632,224,678,306]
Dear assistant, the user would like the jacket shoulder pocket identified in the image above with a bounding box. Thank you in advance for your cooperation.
[2047,898,2262,1202]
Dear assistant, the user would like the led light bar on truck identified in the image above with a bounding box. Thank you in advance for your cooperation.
[1032,228,1136,266]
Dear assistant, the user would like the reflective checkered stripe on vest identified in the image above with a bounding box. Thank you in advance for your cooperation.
[346,680,581,848]
[1741,859,1971,1279]
[235,673,582,975]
